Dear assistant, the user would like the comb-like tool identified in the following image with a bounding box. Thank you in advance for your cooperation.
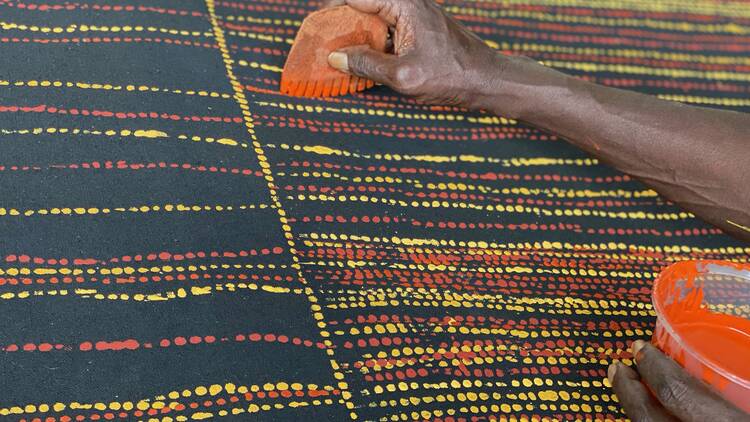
[280,5,388,97]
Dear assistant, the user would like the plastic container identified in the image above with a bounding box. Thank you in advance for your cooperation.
[652,260,750,413]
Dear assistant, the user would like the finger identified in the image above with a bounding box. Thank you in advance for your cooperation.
[633,340,750,422]
[608,362,679,422]
[318,0,345,9]
[344,0,401,25]
[328,45,402,86]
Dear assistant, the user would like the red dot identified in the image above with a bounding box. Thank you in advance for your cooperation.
[174,337,187,346]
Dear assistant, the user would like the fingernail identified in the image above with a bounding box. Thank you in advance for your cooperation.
[328,51,349,72]
[607,362,618,383]
[631,339,646,359]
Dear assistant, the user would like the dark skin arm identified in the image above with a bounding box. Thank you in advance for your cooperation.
[320,0,750,418]
[323,0,750,242]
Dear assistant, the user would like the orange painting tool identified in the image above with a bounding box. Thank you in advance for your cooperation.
[280,5,388,97]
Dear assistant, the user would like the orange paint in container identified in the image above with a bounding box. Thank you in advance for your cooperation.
[652,260,750,413]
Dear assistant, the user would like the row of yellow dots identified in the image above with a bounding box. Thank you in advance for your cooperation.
[221,14,301,27]
[301,238,696,265]
[176,134,244,147]
[332,296,654,318]
[225,29,293,44]
[286,171,411,185]
[369,391,612,412]
[361,341,632,363]
[204,0,358,418]
[0,382,332,415]
[257,102,512,124]
[176,398,337,421]
[355,339,641,363]
[422,183,656,199]
[343,287,650,311]
[288,169,655,200]
[384,395,619,419]
[235,59,283,73]
[0,282,301,302]
[74,282,299,303]
[659,94,750,107]
[287,143,482,163]
[0,80,231,99]
[362,348,631,371]
[385,402,617,421]
[1,127,166,138]
[1,126,245,148]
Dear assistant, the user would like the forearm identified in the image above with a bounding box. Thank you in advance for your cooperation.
[476,55,750,242]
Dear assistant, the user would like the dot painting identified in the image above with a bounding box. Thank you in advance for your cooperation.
[0,0,748,421]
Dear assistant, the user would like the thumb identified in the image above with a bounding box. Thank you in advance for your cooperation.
[328,45,401,86]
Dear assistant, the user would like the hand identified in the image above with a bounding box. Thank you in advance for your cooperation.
[321,0,506,108]
[609,340,750,422]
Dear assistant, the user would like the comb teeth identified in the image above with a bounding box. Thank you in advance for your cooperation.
[280,75,376,98]
[280,5,388,97]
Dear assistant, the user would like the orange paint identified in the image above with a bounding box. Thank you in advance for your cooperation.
[652,260,750,413]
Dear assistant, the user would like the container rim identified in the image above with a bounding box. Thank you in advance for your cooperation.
[651,260,750,389]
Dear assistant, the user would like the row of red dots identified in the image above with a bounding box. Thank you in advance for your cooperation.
[3,332,325,353]
[216,1,308,16]
[0,272,296,286]
[0,37,218,49]
[5,247,285,266]
[505,2,750,24]
[284,183,654,211]
[0,0,205,16]
[306,247,667,273]
[0,104,242,123]
[284,160,632,184]
[314,271,653,299]
[599,77,750,95]
[44,161,263,177]
[220,20,296,36]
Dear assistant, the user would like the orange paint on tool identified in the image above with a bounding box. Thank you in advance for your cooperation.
[280,5,388,98]
[652,260,750,413]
